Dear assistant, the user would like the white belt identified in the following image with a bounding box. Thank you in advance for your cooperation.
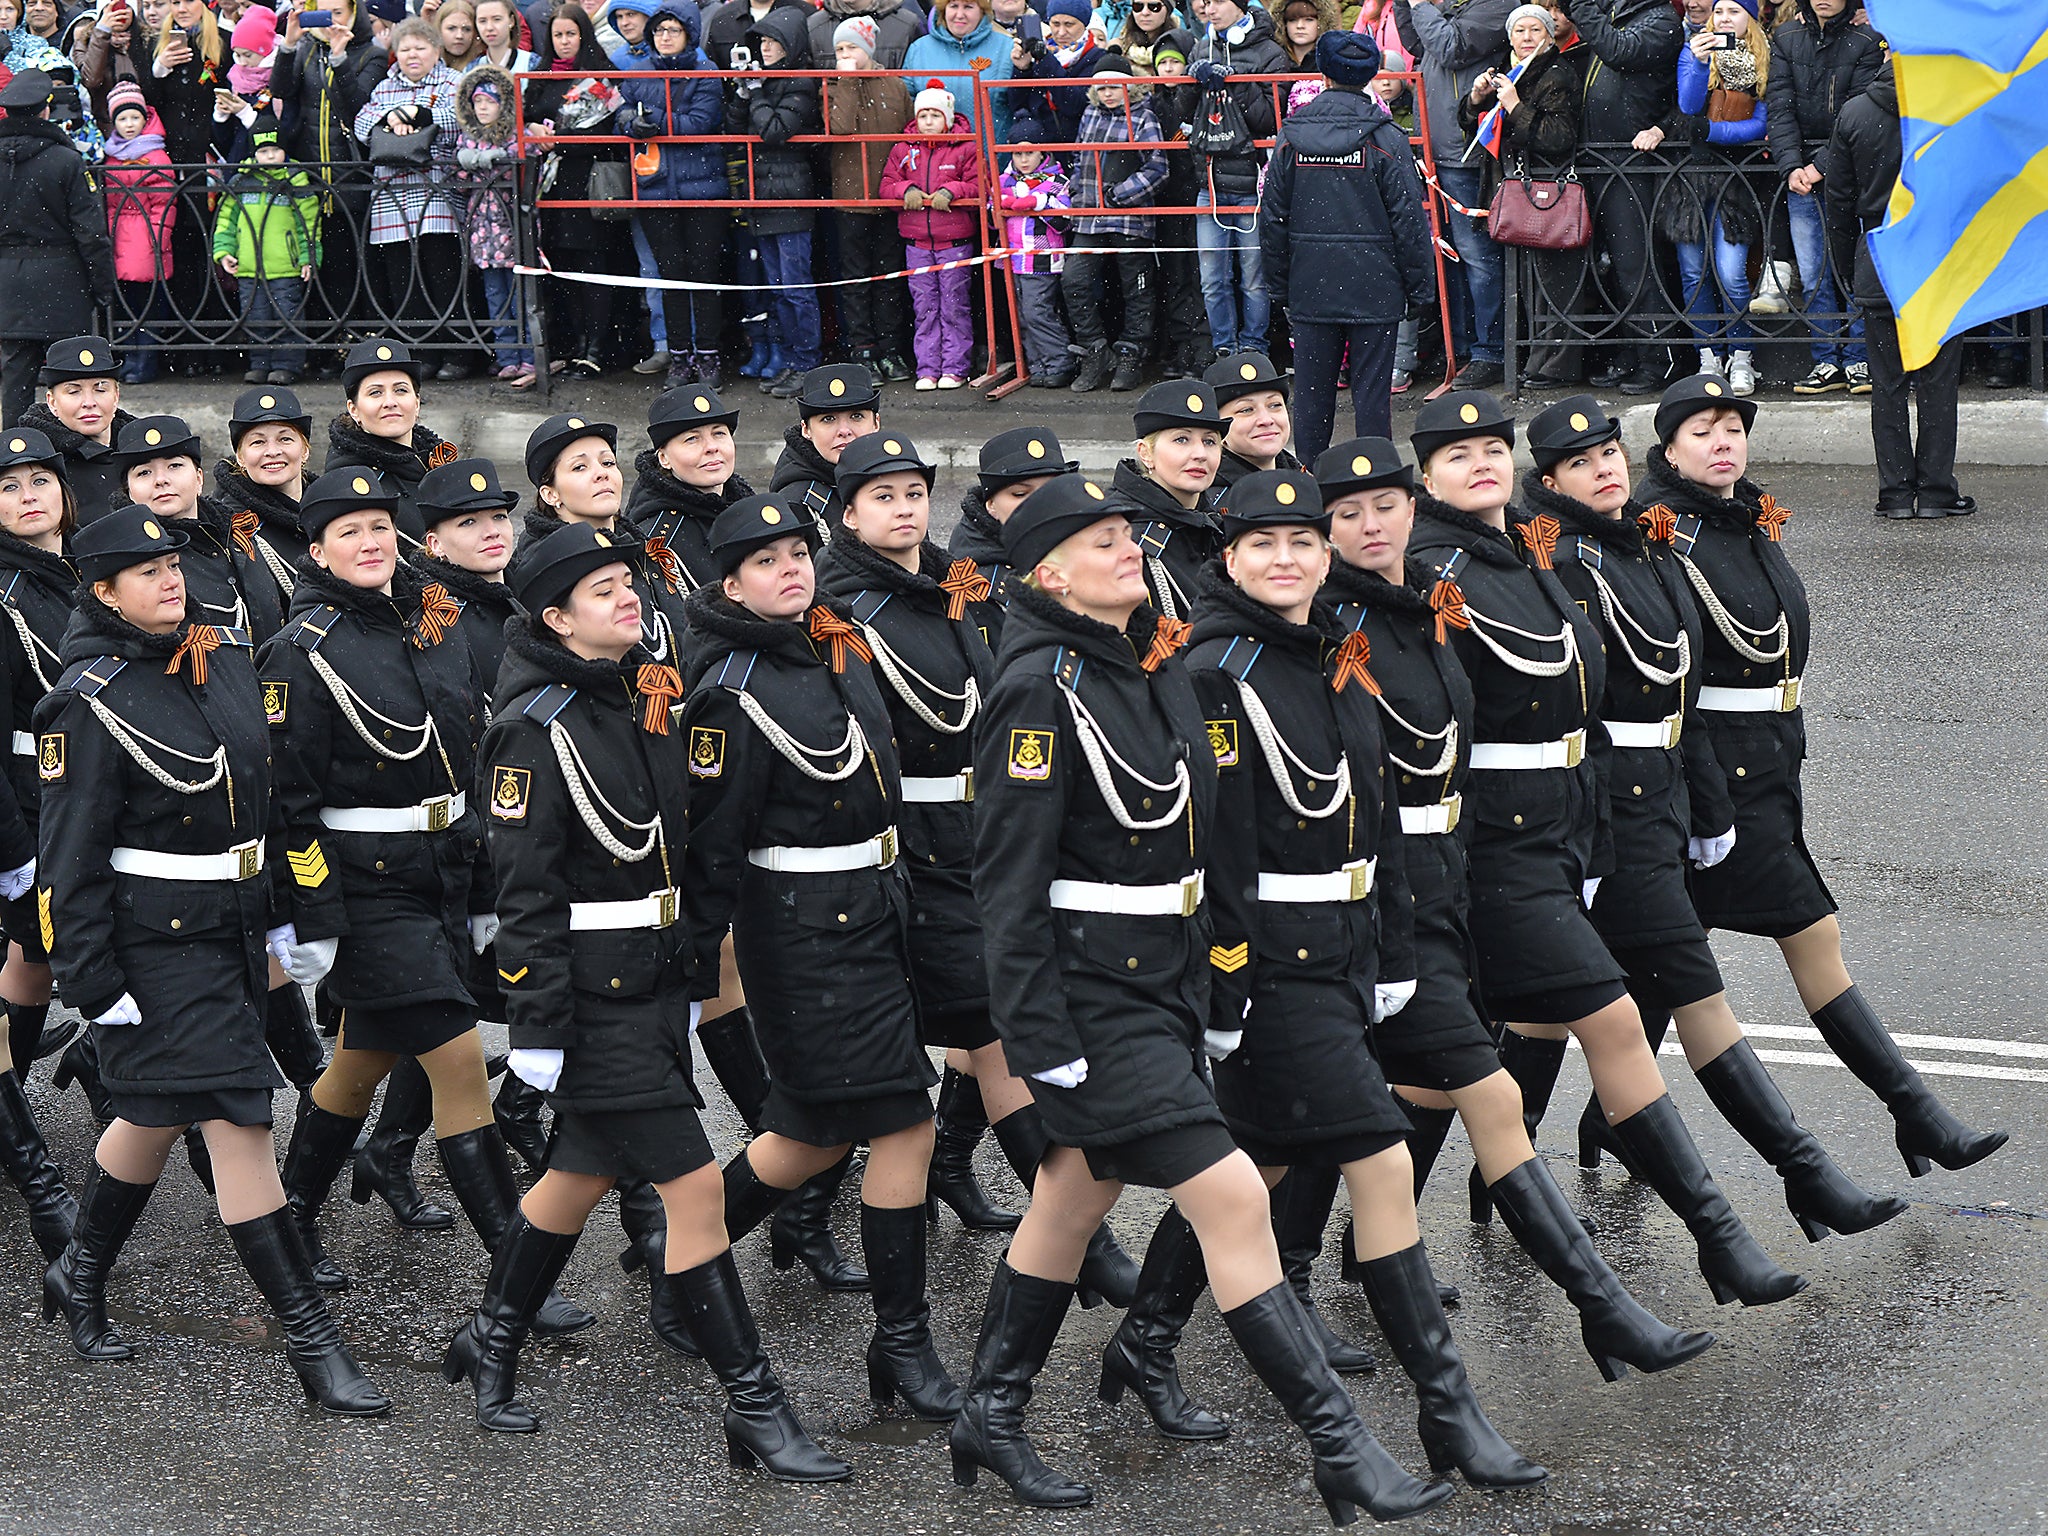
[111,839,265,882]
[9,731,30,756]
[1698,678,1802,714]
[1400,795,1462,836]
[1605,712,1684,750]
[1469,729,1587,772]
[1048,871,1205,917]
[1257,857,1376,904]
[747,828,898,873]
[900,770,974,804]
[569,888,679,931]
[319,792,466,834]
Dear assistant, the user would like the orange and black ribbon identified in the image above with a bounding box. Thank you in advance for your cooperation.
[1637,503,1678,544]
[1429,578,1470,645]
[1516,513,1561,571]
[939,558,992,622]
[165,624,220,686]
[425,439,460,471]
[414,581,462,649]
[634,663,683,735]
[808,605,873,673]
[230,509,260,559]
[642,536,683,594]
[1330,630,1381,696]
[1140,615,1191,674]
[1754,494,1791,542]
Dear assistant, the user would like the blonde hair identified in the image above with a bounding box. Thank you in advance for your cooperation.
[1709,12,1770,93]
[159,2,223,70]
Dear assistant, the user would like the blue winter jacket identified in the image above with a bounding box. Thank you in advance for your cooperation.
[1676,39,1768,145]
[620,3,727,200]
[902,7,1015,138]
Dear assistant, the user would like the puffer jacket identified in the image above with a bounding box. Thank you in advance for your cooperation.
[879,113,981,246]
[804,0,925,70]
[620,3,728,200]
[101,114,177,283]
[210,157,322,277]
[902,5,1017,136]
[1763,0,1881,183]
[451,65,523,268]
[727,6,819,235]
[1560,0,1678,142]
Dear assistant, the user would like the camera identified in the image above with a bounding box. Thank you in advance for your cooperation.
[1706,31,1739,49]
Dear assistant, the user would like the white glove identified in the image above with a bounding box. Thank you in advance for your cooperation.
[469,913,500,954]
[1373,979,1417,1022]
[94,992,141,1027]
[1031,1057,1089,1089]
[280,935,339,987]
[1688,826,1737,870]
[265,923,298,967]
[689,1001,703,1037]
[1581,877,1602,909]
[1203,1028,1242,1060]
[507,1047,564,1092]
[0,859,34,901]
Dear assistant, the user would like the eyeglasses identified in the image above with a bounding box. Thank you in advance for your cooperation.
[1132,3,1168,12]
[652,20,685,32]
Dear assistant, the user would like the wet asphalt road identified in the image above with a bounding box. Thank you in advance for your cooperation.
[2,455,2044,1536]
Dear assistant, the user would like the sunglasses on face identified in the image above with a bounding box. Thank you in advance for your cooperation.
[1132,3,1167,12]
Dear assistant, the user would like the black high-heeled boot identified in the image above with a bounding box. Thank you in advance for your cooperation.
[1697,1040,1909,1241]
[281,1101,367,1291]
[1576,1004,1669,1174]
[1098,1207,1226,1439]
[618,1179,699,1356]
[51,1031,114,1126]
[768,1148,869,1291]
[722,1147,796,1243]
[1808,985,2008,1177]
[228,1207,391,1415]
[696,1007,770,1132]
[1357,1243,1547,1487]
[1400,1101,1457,1200]
[950,1261,1091,1508]
[862,1202,964,1419]
[437,1124,594,1336]
[1609,1095,1808,1306]
[42,1165,154,1359]
[349,1057,455,1230]
[181,1124,216,1196]
[264,983,327,1091]
[441,1213,581,1432]
[927,1067,1020,1231]
[990,1105,1137,1308]
[0,1070,76,1259]
[6,999,52,1074]
[493,1074,551,1173]
[1272,1165,1373,1374]
[665,1251,849,1480]
[1221,1283,1454,1526]
[1470,1030,1568,1224]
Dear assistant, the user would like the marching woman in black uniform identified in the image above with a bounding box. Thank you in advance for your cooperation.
[213,387,316,617]
[1524,397,1907,1243]
[625,386,755,591]
[681,494,960,1423]
[956,474,1450,1524]
[1204,353,1302,489]
[36,506,387,1415]
[948,428,1078,658]
[21,337,133,526]
[263,469,590,1337]
[1636,378,2006,1178]
[769,364,886,533]
[1102,382,1227,623]
[324,339,462,548]
[0,431,76,1259]
[1406,391,1805,1310]
[444,524,847,1480]
[1312,437,1717,1381]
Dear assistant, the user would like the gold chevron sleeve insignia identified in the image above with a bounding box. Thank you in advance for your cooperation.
[498,965,529,985]
[287,842,330,889]
[1209,942,1249,974]
[37,887,52,952]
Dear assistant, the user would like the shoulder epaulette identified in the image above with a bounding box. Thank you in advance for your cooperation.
[1051,645,1084,690]
[710,650,760,692]
[68,656,127,698]
[1560,537,1602,570]
[288,604,343,652]
[1670,513,1705,557]
[0,571,22,606]
[1212,634,1263,683]
[848,590,891,626]
[519,683,576,725]
[1433,549,1470,585]
[1132,520,1173,561]
[213,624,255,648]
[1331,600,1367,632]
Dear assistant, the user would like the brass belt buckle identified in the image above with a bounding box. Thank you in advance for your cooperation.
[960,767,974,804]
[235,842,260,881]
[1663,713,1684,749]
[1563,730,1586,769]
[423,795,452,832]
[1345,859,1374,902]
[656,888,678,927]
[1442,793,1462,834]
[1777,677,1801,712]
[877,828,898,867]
[1179,874,1202,917]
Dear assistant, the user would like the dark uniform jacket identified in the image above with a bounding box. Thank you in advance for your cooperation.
[323,415,460,547]
[212,461,310,617]
[973,583,1221,1147]
[481,618,698,1114]
[945,486,1013,653]
[1101,458,1223,623]
[411,553,520,696]
[678,586,934,1105]
[769,426,845,534]
[623,452,755,596]
[521,507,690,671]
[1186,568,1415,1147]
[258,561,491,1012]
[817,533,997,1019]
[0,115,115,341]
[18,403,132,524]
[0,527,74,872]
[175,495,286,645]
[35,600,279,1096]
[1214,445,1303,492]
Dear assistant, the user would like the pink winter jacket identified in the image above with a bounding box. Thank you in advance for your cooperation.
[878,115,982,249]
[101,109,178,282]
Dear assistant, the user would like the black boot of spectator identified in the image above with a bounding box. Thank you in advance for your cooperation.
[1070,343,1113,393]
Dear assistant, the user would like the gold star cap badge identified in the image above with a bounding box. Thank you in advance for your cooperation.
[142,519,161,538]
[1275,481,1296,506]
[470,472,488,492]
[7,438,22,453]
[694,395,710,411]
[78,349,94,366]
[763,506,783,525]
[883,439,901,455]
[1704,380,1724,396]
[568,417,584,429]
[1570,412,1590,431]
[259,395,276,409]
[1459,403,1479,424]
[1352,455,1373,475]
[1186,393,1204,412]
[352,477,370,494]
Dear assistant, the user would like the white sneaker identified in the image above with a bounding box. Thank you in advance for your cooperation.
[937,375,964,390]
[915,377,937,391]
[1727,350,1756,396]
[1698,348,1724,376]
[1749,260,1796,315]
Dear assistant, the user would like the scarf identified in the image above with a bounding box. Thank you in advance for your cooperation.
[104,129,167,159]
[228,50,275,97]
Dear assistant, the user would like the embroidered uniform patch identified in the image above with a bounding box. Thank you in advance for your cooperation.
[491,765,532,821]
[287,842,330,889]
[263,680,289,725]
[1205,719,1239,768]
[499,964,529,985]
[688,727,726,779]
[1007,728,1053,781]
[37,732,62,782]
[1209,942,1249,974]
[37,887,52,951]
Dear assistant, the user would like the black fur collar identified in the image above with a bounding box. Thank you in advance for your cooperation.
[62,589,187,663]
[1111,458,1215,526]
[499,612,646,691]
[212,460,304,539]
[821,531,954,600]
[327,414,453,483]
[1413,494,1523,567]
[627,449,747,521]
[1004,579,1169,667]
[951,487,1006,563]
[411,551,519,615]
[1324,555,1435,616]
[19,402,133,458]
[1188,559,1325,652]
[292,552,425,630]
[1640,444,1770,529]
[683,585,858,665]
[0,521,75,592]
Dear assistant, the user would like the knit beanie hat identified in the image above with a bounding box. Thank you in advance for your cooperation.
[106,78,147,119]
[1505,3,1554,37]
[833,14,879,56]
[1046,0,1090,23]
[914,79,955,118]
[230,4,276,53]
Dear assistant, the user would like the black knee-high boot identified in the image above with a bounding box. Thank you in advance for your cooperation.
[0,1069,75,1259]
[723,1146,796,1243]
[437,1124,594,1335]
[441,1213,581,1432]
[42,1165,154,1359]
[768,1147,869,1291]
[493,1074,550,1173]
[349,1057,454,1230]
[1272,1165,1373,1374]
[1400,1101,1458,1200]
[51,1030,113,1127]
[229,1207,391,1415]
[1470,1031,1569,1224]
[990,1104,1139,1309]
[695,1007,769,1131]
[264,983,327,1091]
[281,1101,366,1291]
[618,1178,699,1356]
[950,1261,1091,1508]
[1098,1206,1226,1439]
[862,1202,963,1419]
[5,999,52,1075]
[927,1067,1019,1231]
[1809,985,2008,1177]
[1577,1002,1669,1174]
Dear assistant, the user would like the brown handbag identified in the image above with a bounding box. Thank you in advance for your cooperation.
[1487,163,1591,250]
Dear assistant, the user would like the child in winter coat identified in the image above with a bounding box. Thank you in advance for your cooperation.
[879,80,980,389]
[729,9,823,397]
[827,17,914,383]
[211,117,322,383]
[101,78,175,383]
[997,118,1074,386]
[452,64,533,386]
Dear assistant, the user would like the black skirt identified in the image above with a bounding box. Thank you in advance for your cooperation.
[1492,976,1629,1026]
[1231,1126,1406,1169]
[3,888,45,963]
[548,1104,715,1184]
[922,1004,1000,1053]
[759,1084,934,1148]
[339,1001,476,1056]
[1373,1033,1503,1093]
[1078,1119,1239,1189]
[115,1087,274,1128]
[1687,716,1838,938]
[1465,771,1626,999]
[1609,938,1725,1015]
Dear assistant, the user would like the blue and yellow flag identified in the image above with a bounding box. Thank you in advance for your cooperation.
[1866,0,2048,368]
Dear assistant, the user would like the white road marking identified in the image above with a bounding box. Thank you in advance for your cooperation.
[1559,1034,2048,1085]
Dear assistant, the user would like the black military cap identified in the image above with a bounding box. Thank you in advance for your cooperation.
[73,503,190,582]
[1653,373,1757,445]
[978,427,1078,489]
[37,335,119,386]
[1204,350,1292,407]
[342,337,430,395]
[648,384,740,445]
[300,467,399,542]
[0,429,65,475]
[1133,379,1226,437]
[1410,389,1515,466]
[228,385,313,447]
[835,432,934,499]
[710,492,821,575]
[1002,473,1119,574]
[113,414,202,469]
[794,363,880,417]
[524,412,618,489]
[1525,394,1622,473]
[1218,468,1328,540]
[0,69,54,110]
[1314,436,1414,498]
[418,458,518,526]
[509,522,634,615]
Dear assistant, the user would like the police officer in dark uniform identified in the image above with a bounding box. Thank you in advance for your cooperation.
[1638,377,2006,1179]
[769,364,884,533]
[948,427,1078,657]
[956,472,1449,1522]
[36,505,387,1415]
[213,387,316,616]
[1204,352,1302,489]
[625,386,754,591]
[682,491,959,1423]
[324,339,462,547]
[443,523,847,1480]
[21,336,132,524]
[1408,390,1803,1310]
[1103,381,1227,623]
